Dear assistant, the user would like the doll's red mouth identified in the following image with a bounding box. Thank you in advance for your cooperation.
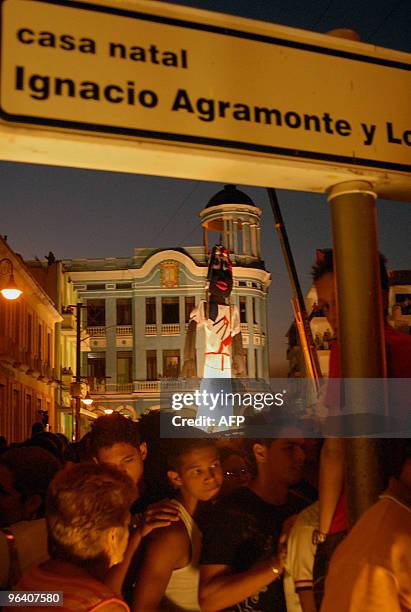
[216,281,228,291]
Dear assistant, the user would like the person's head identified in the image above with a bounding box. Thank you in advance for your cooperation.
[25,431,65,462]
[31,422,45,437]
[0,447,61,527]
[312,248,388,335]
[89,413,146,491]
[166,439,223,505]
[207,244,233,302]
[47,462,135,571]
[244,437,305,488]
[219,448,250,496]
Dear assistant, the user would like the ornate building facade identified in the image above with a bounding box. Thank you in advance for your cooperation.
[0,237,62,441]
[64,185,272,419]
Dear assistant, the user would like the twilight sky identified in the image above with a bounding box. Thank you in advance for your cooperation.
[1,0,410,374]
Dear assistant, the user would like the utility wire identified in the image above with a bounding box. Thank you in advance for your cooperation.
[149,183,199,245]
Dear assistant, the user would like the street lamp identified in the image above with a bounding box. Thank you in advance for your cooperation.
[0,258,22,300]
[67,302,88,442]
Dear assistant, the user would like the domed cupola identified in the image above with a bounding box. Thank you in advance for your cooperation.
[200,185,262,262]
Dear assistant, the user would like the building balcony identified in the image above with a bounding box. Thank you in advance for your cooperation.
[114,383,133,393]
[87,326,106,337]
[145,324,157,336]
[89,380,133,394]
[161,324,180,336]
[134,380,160,392]
[117,325,132,336]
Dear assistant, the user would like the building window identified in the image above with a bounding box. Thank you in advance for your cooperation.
[252,298,258,325]
[87,353,106,385]
[117,298,132,325]
[13,390,20,440]
[239,297,247,324]
[146,298,156,325]
[14,302,20,345]
[116,283,132,289]
[26,394,32,434]
[163,350,180,378]
[117,351,133,384]
[254,349,259,378]
[87,284,105,290]
[46,332,51,365]
[87,300,105,327]
[38,324,42,358]
[146,350,157,381]
[162,298,179,324]
[185,297,195,323]
[239,281,246,287]
[27,314,32,352]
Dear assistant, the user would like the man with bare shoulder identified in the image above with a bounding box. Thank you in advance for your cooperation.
[132,439,223,611]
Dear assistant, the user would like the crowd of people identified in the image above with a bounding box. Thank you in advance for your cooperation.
[0,250,410,611]
[0,414,410,612]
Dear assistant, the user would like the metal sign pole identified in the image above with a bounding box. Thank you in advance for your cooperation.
[328,180,386,525]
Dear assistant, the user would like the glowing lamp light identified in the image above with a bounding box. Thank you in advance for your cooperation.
[81,391,93,406]
[0,261,22,300]
[104,408,113,414]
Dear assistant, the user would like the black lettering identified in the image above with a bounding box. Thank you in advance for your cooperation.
[254,107,282,126]
[55,78,75,97]
[29,74,49,100]
[181,49,188,69]
[17,28,34,44]
[79,82,99,100]
[218,100,231,117]
[335,119,351,136]
[60,34,75,51]
[285,111,301,128]
[127,81,135,105]
[138,90,158,108]
[303,114,321,132]
[109,42,126,58]
[38,31,55,47]
[387,122,402,144]
[129,46,146,61]
[149,44,159,64]
[171,89,194,113]
[79,38,95,53]
[104,85,124,103]
[233,103,251,121]
[361,123,376,146]
[404,130,411,146]
[196,98,215,122]
[322,112,334,134]
[162,52,178,67]
[15,66,24,90]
